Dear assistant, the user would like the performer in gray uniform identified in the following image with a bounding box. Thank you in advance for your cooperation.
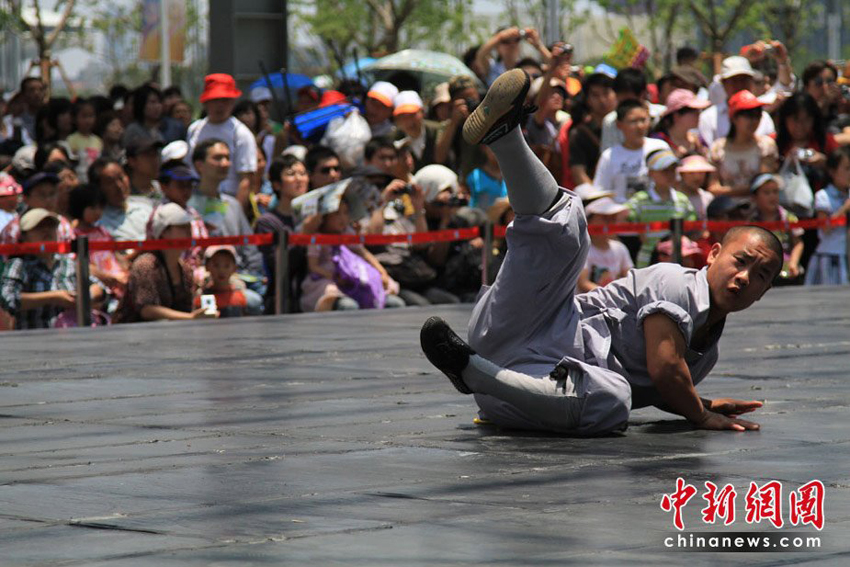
[420,69,784,435]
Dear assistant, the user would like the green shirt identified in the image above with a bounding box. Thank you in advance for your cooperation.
[626,186,697,268]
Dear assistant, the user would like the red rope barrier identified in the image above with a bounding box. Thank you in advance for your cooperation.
[287,227,479,246]
[0,218,844,257]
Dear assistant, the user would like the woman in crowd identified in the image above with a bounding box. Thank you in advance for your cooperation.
[116,203,216,322]
[122,85,184,147]
[650,88,709,158]
[775,93,839,191]
[708,90,778,198]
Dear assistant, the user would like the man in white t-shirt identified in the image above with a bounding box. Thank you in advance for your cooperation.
[698,57,775,146]
[186,74,258,209]
[593,100,671,203]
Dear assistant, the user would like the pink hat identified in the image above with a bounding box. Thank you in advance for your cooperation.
[0,172,22,197]
[663,89,710,117]
[677,155,716,174]
[656,236,702,258]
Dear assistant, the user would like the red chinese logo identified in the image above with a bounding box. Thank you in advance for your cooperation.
[661,478,826,530]
[745,481,784,528]
[701,481,736,526]
[660,477,698,530]
[790,480,825,530]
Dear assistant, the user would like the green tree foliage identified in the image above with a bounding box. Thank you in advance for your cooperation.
[294,0,478,75]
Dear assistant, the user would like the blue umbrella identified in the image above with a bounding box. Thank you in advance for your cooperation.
[336,58,377,81]
[249,72,316,118]
[249,72,314,92]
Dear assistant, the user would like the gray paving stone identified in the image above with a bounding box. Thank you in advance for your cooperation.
[0,287,847,565]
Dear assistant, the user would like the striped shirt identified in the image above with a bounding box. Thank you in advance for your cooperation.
[0,254,77,329]
[626,185,697,268]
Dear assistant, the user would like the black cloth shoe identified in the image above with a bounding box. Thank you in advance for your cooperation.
[419,316,475,394]
[462,68,531,146]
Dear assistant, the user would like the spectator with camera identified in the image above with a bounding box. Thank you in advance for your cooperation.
[474,27,551,87]
[367,165,460,306]
[434,75,486,178]
[116,203,215,323]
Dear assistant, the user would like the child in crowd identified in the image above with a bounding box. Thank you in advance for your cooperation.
[626,149,697,267]
[577,197,633,293]
[466,144,507,211]
[194,245,248,318]
[94,111,124,162]
[593,100,671,203]
[676,155,716,220]
[301,200,403,312]
[806,146,850,285]
[68,184,129,300]
[0,208,105,329]
[652,236,705,268]
[66,98,103,183]
[748,173,803,282]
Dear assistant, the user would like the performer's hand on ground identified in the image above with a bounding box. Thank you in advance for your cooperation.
[695,410,760,432]
[706,398,763,417]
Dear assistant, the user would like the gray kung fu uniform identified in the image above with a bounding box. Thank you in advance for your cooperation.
[467,189,723,435]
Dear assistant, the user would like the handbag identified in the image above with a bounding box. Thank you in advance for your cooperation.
[778,156,814,218]
[53,308,111,328]
[332,245,386,309]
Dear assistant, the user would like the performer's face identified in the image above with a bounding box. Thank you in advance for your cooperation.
[705,231,780,314]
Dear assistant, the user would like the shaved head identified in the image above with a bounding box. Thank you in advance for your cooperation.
[721,226,784,279]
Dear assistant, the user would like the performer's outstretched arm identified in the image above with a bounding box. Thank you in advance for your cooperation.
[643,313,760,431]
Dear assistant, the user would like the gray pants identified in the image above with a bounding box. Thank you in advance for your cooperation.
[467,192,631,435]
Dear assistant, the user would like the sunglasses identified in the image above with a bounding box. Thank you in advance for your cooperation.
[500,38,521,45]
[319,165,341,175]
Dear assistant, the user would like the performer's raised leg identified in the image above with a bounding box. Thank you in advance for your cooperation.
[462,69,559,216]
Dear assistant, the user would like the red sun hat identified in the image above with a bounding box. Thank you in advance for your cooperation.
[319,90,347,107]
[200,73,242,103]
[728,89,763,118]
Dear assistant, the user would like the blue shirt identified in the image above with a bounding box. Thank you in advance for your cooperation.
[466,168,507,211]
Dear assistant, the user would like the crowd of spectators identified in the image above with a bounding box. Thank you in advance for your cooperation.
[1,30,849,330]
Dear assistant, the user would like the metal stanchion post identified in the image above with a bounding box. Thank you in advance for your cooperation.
[274,230,290,315]
[74,236,92,327]
[670,217,683,265]
[845,211,850,282]
[482,221,493,287]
